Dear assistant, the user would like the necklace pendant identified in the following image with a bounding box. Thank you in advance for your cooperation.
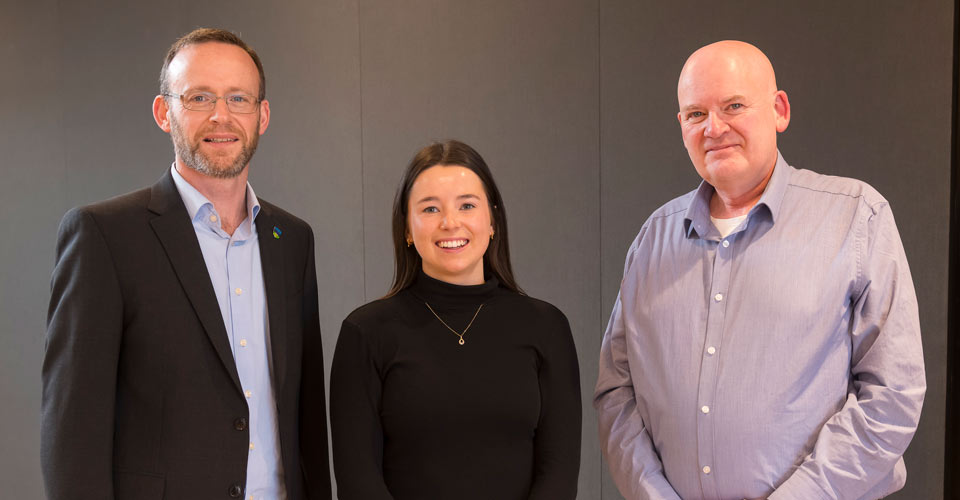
[458,338,465,345]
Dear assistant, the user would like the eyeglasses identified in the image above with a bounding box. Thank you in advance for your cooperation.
[164,91,260,114]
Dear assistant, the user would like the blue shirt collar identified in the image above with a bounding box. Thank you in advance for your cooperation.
[169,164,261,237]
[684,151,792,239]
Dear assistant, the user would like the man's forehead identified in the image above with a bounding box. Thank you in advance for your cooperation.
[166,42,258,82]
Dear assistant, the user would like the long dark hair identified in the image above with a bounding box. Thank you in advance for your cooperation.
[385,140,522,297]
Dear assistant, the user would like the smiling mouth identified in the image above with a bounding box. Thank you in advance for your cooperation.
[203,138,239,143]
[437,239,468,249]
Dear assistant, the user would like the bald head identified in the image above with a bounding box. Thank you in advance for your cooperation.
[676,41,790,214]
[679,41,778,100]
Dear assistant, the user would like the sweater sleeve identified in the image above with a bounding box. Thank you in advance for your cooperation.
[528,308,582,500]
[330,319,395,500]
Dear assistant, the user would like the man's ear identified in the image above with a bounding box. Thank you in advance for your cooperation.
[774,90,790,133]
[153,95,171,133]
[258,99,271,135]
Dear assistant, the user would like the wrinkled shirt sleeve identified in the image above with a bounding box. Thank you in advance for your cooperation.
[769,201,925,500]
[594,230,682,500]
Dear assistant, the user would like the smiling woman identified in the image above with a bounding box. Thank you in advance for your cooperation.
[406,164,494,286]
[329,140,583,500]
[385,140,522,296]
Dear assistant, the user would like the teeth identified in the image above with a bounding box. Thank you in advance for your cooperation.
[206,138,235,143]
[437,239,467,249]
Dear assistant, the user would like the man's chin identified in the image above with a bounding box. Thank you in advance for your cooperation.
[703,158,748,181]
[184,156,248,179]
[201,163,247,179]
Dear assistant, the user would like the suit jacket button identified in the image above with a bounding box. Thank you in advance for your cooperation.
[234,417,247,431]
[229,483,243,497]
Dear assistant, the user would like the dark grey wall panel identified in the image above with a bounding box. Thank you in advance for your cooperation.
[358,1,601,497]
[0,1,65,497]
[232,0,365,422]
[598,1,953,499]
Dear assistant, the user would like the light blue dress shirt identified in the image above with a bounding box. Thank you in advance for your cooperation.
[171,166,286,500]
[594,153,925,500]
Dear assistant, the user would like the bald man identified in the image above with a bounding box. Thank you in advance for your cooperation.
[594,41,925,500]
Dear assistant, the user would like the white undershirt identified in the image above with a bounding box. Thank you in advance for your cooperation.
[710,214,747,239]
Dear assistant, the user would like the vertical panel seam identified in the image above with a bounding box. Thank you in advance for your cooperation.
[944,0,960,497]
[358,0,367,301]
[596,0,604,498]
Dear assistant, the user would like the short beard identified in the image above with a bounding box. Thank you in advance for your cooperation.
[170,114,258,179]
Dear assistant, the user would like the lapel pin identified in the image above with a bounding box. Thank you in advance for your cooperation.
[273,226,282,239]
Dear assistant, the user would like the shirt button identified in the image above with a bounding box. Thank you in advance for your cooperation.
[235,288,243,295]
[702,465,711,474]
[249,496,255,500]
[714,293,723,302]
[209,215,218,223]
[701,405,710,414]
[249,442,255,451]
[240,339,248,347]
[722,240,730,248]
[245,390,252,398]
[707,346,716,355]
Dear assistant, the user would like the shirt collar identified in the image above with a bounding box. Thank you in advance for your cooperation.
[169,164,261,232]
[683,150,791,239]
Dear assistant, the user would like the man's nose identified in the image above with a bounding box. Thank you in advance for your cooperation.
[208,97,233,121]
[704,112,728,138]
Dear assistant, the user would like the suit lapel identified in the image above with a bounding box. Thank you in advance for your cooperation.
[256,208,288,394]
[147,171,243,393]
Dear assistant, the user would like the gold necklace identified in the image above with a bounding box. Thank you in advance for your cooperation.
[424,302,484,346]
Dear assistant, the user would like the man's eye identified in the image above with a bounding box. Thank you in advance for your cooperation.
[229,95,253,104]
[729,103,743,110]
[187,93,212,103]
[687,111,705,120]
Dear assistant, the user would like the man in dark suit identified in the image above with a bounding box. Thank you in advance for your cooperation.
[41,28,331,500]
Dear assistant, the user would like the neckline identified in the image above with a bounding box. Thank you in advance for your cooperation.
[408,269,500,308]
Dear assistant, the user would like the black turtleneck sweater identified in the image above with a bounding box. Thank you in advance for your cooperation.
[330,272,581,500]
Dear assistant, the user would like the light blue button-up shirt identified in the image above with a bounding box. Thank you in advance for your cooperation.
[595,153,925,500]
[171,166,286,500]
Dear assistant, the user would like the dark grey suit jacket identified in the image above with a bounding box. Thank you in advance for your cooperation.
[41,170,331,499]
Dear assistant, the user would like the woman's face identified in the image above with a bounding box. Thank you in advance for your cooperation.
[407,165,493,286]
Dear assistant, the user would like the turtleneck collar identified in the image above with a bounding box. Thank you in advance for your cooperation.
[408,269,501,309]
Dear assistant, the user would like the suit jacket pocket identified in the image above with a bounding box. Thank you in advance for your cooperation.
[114,470,165,500]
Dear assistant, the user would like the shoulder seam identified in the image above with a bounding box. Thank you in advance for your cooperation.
[648,206,687,222]
[785,182,864,200]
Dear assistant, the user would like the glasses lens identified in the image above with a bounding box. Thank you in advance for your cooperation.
[181,92,215,111]
[226,95,258,113]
